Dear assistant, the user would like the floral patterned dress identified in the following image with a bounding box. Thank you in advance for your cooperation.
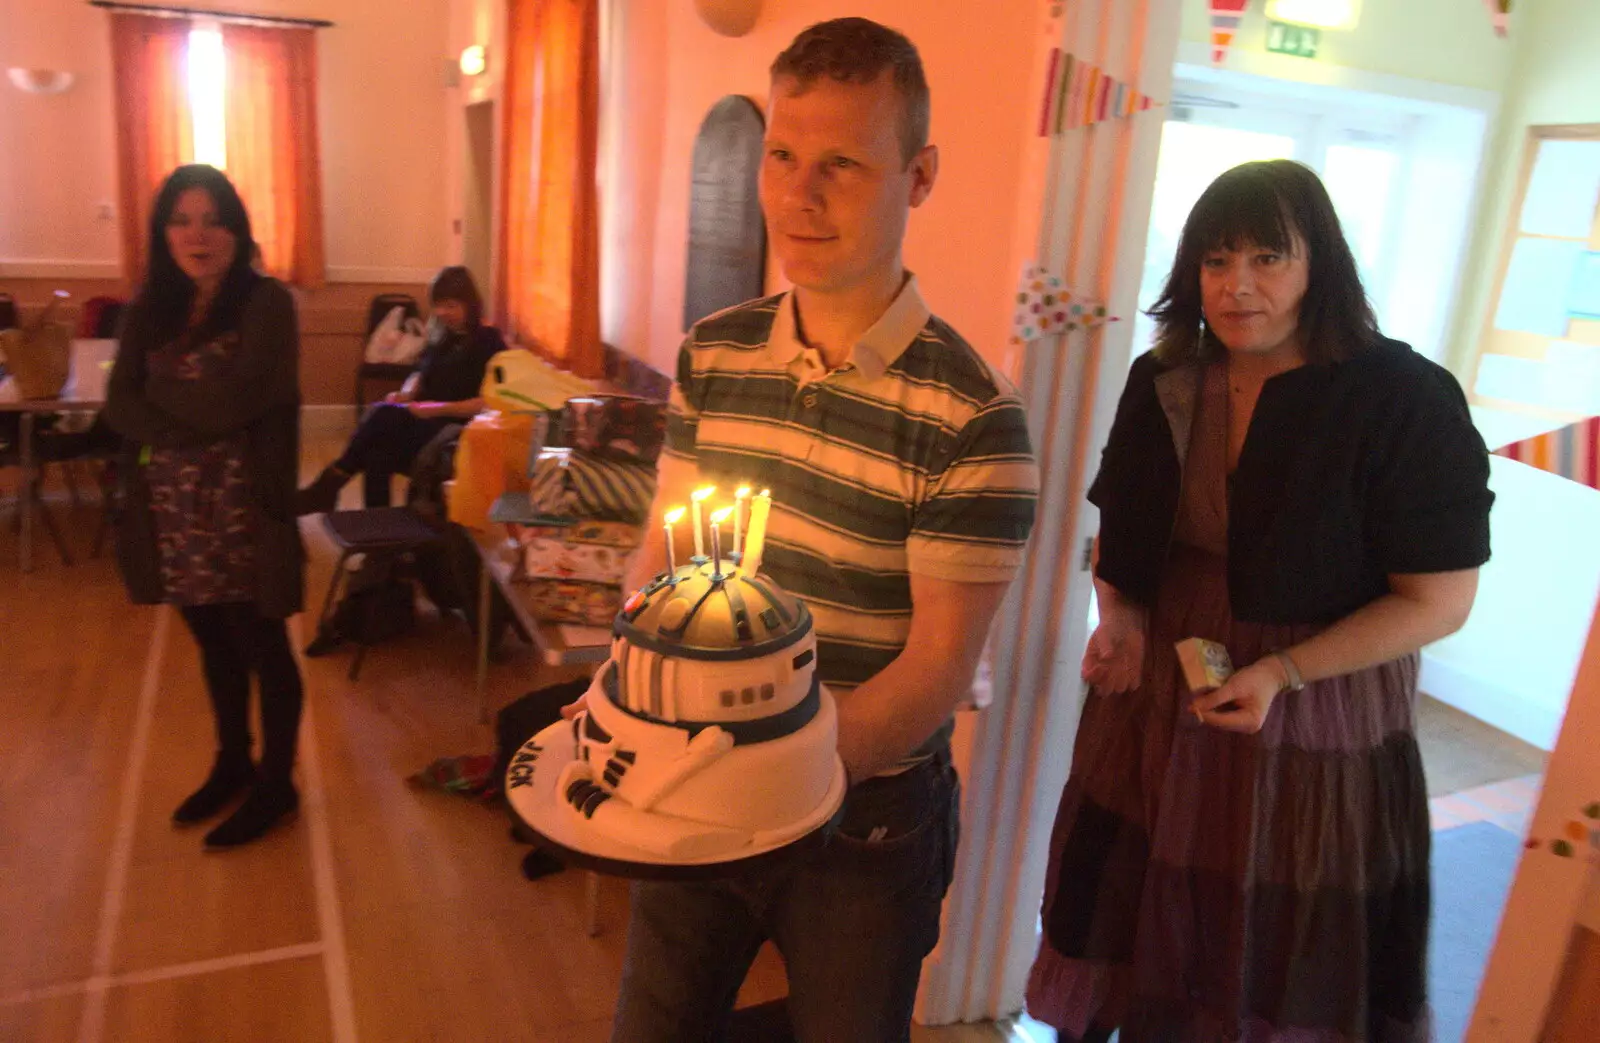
[144,330,257,606]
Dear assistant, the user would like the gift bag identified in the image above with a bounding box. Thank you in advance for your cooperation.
[448,410,548,531]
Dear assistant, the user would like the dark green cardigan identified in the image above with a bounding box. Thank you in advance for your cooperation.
[104,277,305,618]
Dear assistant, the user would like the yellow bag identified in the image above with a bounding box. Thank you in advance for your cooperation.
[448,410,545,531]
[480,346,596,413]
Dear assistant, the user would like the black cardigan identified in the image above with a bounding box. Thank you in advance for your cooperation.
[414,324,506,402]
[104,277,305,619]
[1089,340,1493,625]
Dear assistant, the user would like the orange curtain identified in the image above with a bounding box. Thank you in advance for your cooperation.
[497,0,603,378]
[222,24,325,287]
[110,14,193,284]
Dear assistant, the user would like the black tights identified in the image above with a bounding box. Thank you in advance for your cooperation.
[178,603,304,782]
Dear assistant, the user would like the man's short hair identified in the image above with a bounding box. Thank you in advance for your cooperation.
[770,17,930,167]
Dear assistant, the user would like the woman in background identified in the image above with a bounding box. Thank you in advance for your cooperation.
[105,164,305,849]
[1027,160,1494,1041]
[296,266,505,512]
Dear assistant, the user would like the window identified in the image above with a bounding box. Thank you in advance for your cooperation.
[1132,72,1486,366]
[1473,130,1600,416]
[187,22,227,169]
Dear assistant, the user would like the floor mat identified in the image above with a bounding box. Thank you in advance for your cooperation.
[1431,821,1524,1042]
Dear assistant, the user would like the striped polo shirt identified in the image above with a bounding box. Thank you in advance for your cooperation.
[666,277,1038,756]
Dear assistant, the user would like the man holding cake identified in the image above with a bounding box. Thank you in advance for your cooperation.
[605,18,1039,1043]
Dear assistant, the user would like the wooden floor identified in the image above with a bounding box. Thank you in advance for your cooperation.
[0,436,1049,1042]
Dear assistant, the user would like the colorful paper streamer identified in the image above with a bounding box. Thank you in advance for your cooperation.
[1209,0,1250,65]
[1037,49,1158,135]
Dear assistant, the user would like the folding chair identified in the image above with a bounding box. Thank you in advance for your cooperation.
[312,507,443,680]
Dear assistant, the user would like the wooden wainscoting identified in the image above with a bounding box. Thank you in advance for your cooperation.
[0,277,427,406]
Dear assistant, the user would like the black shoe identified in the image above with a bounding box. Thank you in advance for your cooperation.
[520,848,566,881]
[303,627,344,658]
[203,780,299,849]
[295,466,348,516]
[172,758,257,825]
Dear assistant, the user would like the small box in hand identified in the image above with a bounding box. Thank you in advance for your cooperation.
[1175,637,1232,690]
[1175,638,1233,704]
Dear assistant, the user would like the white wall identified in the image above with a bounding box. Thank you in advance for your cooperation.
[1422,449,1600,751]
[0,0,453,283]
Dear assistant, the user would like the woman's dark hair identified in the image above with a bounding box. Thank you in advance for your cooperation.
[137,164,261,341]
[429,266,484,329]
[1147,159,1379,366]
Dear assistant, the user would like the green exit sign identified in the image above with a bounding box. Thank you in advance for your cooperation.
[1266,20,1321,58]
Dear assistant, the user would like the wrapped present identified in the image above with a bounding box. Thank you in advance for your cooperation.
[560,395,667,463]
[518,537,632,586]
[528,447,656,524]
[521,578,622,626]
[511,520,643,549]
[449,410,549,531]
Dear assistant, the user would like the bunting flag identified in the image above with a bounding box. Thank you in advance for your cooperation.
[1209,0,1250,64]
[1010,263,1117,345]
[1484,0,1511,37]
[1494,415,1600,490]
[1037,49,1159,136]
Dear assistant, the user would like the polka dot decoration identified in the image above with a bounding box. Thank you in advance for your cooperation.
[1010,263,1115,346]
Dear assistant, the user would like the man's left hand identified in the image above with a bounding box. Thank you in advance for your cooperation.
[1189,658,1286,734]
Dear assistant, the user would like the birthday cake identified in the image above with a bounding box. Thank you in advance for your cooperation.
[505,492,847,868]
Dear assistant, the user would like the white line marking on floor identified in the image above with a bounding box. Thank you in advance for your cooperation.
[291,614,360,1043]
[1,943,327,1009]
[75,606,170,1043]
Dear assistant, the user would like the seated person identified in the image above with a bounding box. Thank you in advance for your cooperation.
[298,266,505,513]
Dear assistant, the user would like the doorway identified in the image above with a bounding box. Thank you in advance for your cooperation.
[1101,66,1543,1043]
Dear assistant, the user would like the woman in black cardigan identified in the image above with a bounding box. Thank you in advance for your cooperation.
[105,165,305,849]
[296,266,506,512]
[1026,161,1494,1042]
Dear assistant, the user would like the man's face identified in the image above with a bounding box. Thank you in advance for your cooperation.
[759,73,936,297]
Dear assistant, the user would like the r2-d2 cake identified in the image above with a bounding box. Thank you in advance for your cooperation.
[505,490,847,870]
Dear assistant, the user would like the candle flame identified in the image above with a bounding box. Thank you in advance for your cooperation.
[735,486,751,500]
[760,488,770,497]
[691,485,716,502]
[710,506,734,524]
[664,507,686,524]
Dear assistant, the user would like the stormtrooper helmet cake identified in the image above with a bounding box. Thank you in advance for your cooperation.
[505,489,847,869]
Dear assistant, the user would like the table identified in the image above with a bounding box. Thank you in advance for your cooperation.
[1,339,114,572]
[1,395,105,572]
[472,532,611,723]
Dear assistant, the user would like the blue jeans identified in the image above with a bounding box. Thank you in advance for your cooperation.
[609,751,960,1043]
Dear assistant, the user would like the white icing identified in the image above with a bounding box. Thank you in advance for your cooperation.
[539,563,845,865]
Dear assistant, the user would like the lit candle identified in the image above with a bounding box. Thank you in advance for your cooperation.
[733,486,751,557]
[742,489,772,577]
[663,506,685,576]
[710,506,734,578]
[690,485,716,559]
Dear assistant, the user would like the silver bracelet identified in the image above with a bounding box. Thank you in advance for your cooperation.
[1272,650,1305,693]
